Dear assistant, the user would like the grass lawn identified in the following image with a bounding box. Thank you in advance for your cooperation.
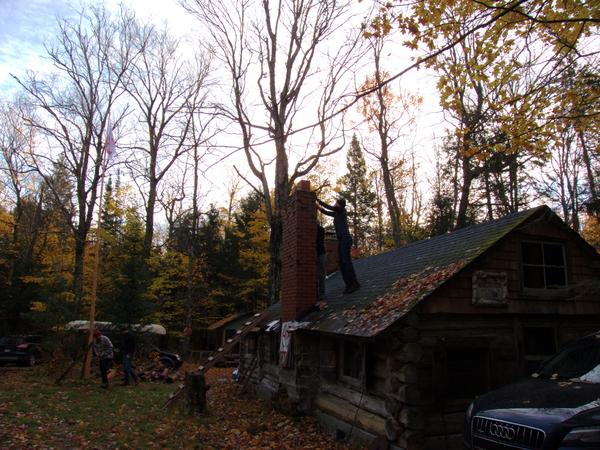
[0,364,352,449]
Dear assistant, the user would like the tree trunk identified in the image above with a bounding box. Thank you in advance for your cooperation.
[144,178,157,260]
[381,152,402,247]
[267,138,290,306]
[73,227,86,315]
[509,154,519,212]
[580,130,598,210]
[455,155,475,230]
[184,371,209,415]
[375,176,385,252]
[484,169,493,221]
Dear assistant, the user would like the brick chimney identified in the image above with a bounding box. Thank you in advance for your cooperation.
[281,180,317,322]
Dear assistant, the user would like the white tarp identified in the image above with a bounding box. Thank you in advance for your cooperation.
[576,364,600,383]
[279,320,308,367]
[65,320,167,335]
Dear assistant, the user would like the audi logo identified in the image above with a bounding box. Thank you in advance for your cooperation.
[489,423,516,441]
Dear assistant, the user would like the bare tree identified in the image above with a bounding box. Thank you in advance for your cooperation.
[182,0,362,304]
[125,25,212,260]
[536,121,585,231]
[14,5,139,311]
[224,175,243,226]
[0,98,37,249]
[359,34,422,246]
[0,97,47,328]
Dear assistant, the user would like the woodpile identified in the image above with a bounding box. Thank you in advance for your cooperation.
[136,358,184,384]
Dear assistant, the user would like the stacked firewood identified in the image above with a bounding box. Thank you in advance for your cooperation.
[136,353,184,383]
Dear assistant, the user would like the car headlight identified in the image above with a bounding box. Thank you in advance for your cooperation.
[561,426,600,447]
[175,354,181,361]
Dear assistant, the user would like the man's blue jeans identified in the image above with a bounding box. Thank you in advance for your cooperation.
[338,234,357,288]
[99,358,112,385]
[122,354,137,384]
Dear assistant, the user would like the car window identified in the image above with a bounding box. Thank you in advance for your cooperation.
[539,340,600,380]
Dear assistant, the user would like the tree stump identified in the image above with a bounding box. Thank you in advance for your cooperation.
[184,371,209,415]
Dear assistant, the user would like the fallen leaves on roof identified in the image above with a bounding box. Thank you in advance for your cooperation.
[337,259,467,336]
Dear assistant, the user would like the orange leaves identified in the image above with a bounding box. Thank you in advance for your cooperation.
[338,260,467,337]
[366,260,465,321]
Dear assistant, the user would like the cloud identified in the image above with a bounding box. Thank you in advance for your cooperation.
[0,0,193,95]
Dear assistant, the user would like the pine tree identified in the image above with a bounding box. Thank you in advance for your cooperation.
[338,134,377,250]
[100,208,152,324]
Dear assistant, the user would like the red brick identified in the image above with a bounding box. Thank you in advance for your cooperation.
[281,181,317,322]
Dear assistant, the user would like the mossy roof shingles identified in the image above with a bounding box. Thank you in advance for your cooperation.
[271,206,550,337]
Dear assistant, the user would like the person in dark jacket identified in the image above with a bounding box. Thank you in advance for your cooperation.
[93,329,114,389]
[317,198,360,294]
[121,329,139,386]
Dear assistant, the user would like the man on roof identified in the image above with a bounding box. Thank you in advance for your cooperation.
[317,197,360,295]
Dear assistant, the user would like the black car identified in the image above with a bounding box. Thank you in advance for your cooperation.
[111,342,182,369]
[0,335,44,366]
[463,331,600,449]
[150,347,183,369]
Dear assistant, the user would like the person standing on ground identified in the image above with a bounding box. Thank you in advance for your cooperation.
[121,329,139,386]
[317,198,360,294]
[93,329,114,389]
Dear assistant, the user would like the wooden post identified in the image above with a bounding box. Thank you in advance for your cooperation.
[82,163,106,378]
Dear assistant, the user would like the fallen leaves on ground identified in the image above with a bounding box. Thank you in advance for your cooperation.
[0,365,353,449]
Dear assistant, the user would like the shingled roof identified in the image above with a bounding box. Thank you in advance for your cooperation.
[269,205,565,338]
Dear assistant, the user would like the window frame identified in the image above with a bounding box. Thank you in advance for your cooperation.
[520,239,568,291]
[338,339,365,388]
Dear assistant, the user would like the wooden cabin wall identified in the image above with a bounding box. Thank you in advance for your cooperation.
[400,310,600,450]
[241,311,599,450]
[310,315,426,449]
[421,221,600,316]
[313,334,389,446]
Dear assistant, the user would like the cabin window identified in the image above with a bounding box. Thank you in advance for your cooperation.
[521,241,567,289]
[245,334,257,355]
[319,338,337,381]
[522,327,556,375]
[339,340,364,386]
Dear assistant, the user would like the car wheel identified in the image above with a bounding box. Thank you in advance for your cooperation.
[160,357,174,369]
[28,353,36,367]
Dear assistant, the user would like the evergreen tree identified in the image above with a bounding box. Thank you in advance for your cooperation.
[100,208,152,324]
[338,134,377,250]
[100,178,124,240]
[232,192,269,312]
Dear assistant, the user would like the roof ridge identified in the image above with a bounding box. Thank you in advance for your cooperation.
[357,205,545,264]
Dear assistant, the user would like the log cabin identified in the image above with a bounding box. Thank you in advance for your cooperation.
[240,181,600,450]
